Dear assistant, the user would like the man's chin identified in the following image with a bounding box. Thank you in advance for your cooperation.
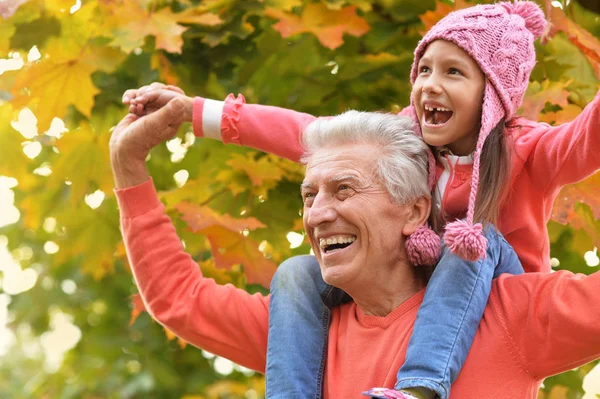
[321,264,349,288]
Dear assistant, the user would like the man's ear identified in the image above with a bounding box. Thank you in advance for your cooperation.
[401,196,431,236]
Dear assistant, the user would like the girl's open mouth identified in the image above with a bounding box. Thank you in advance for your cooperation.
[424,105,453,126]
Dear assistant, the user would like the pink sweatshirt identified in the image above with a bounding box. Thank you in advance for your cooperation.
[117,179,600,399]
[192,91,600,273]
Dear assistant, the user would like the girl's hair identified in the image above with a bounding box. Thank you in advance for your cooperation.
[473,119,511,225]
[428,120,511,233]
[301,110,431,205]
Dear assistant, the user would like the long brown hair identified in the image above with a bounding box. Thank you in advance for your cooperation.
[429,119,511,231]
[473,119,511,225]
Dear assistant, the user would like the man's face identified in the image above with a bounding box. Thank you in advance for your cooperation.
[301,144,413,290]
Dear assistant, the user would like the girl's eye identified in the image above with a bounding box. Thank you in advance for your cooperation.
[419,66,430,74]
[449,68,462,75]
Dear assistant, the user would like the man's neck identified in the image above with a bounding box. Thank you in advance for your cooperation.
[347,265,427,317]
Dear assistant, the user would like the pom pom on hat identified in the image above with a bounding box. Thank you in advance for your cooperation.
[444,220,487,261]
[500,1,547,38]
[406,225,441,267]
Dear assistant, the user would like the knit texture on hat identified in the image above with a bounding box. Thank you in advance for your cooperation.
[409,1,547,261]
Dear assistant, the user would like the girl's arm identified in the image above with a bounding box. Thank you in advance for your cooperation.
[116,179,270,372]
[490,269,600,378]
[193,95,318,162]
[511,89,600,194]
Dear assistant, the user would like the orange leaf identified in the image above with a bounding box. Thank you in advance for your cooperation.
[419,0,469,34]
[546,2,600,80]
[102,2,188,54]
[520,80,570,121]
[265,4,370,50]
[539,103,583,125]
[203,227,277,288]
[130,293,147,326]
[164,327,187,349]
[551,171,600,225]
[151,52,181,86]
[176,203,277,287]
[177,203,266,232]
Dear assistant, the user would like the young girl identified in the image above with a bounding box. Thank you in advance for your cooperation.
[124,2,600,398]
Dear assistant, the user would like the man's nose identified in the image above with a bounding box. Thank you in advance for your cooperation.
[306,194,337,227]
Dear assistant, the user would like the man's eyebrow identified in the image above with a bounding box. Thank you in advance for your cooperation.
[300,181,313,191]
[331,175,360,184]
[300,175,362,191]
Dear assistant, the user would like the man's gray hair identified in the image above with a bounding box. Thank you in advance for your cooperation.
[301,110,430,204]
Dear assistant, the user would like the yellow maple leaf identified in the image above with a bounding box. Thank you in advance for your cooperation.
[102,1,188,53]
[44,0,79,15]
[0,104,36,189]
[174,6,223,26]
[265,0,303,12]
[226,153,285,186]
[11,38,100,131]
[53,202,121,279]
[265,4,370,50]
[0,21,15,56]
[48,121,114,206]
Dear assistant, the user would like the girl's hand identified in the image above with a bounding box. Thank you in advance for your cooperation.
[122,83,186,116]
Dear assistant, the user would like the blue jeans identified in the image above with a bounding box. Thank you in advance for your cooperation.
[265,227,524,399]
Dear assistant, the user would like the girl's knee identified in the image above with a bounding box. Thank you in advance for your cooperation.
[271,255,322,292]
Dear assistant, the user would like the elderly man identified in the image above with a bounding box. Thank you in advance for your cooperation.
[111,99,600,398]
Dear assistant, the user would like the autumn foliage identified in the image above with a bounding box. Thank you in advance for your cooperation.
[0,0,599,397]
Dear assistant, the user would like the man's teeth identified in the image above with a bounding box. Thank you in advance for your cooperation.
[424,105,451,112]
[319,236,356,248]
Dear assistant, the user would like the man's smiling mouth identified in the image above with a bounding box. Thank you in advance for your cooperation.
[319,235,357,253]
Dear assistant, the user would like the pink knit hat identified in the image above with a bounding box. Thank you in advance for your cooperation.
[407,1,547,262]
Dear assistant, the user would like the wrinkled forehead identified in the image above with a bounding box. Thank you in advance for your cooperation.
[303,145,379,184]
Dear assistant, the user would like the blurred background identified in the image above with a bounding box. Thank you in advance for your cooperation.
[0,0,599,397]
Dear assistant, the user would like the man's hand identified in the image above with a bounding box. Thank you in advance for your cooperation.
[110,97,186,189]
[122,82,192,121]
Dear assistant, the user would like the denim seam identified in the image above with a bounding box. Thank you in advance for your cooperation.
[315,285,336,399]
[315,307,330,399]
[437,257,485,397]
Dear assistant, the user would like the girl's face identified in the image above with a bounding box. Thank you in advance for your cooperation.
[412,40,485,156]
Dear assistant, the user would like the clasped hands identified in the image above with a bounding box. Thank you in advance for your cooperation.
[110,83,193,189]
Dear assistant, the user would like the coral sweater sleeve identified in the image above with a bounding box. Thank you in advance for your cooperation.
[115,179,270,372]
[511,89,600,194]
[490,270,600,379]
[192,95,317,162]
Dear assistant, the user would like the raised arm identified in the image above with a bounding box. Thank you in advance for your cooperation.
[193,95,316,162]
[123,83,317,163]
[511,89,600,194]
[490,270,600,379]
[110,100,269,372]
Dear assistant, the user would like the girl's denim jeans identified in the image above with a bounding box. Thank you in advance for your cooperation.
[265,227,524,399]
